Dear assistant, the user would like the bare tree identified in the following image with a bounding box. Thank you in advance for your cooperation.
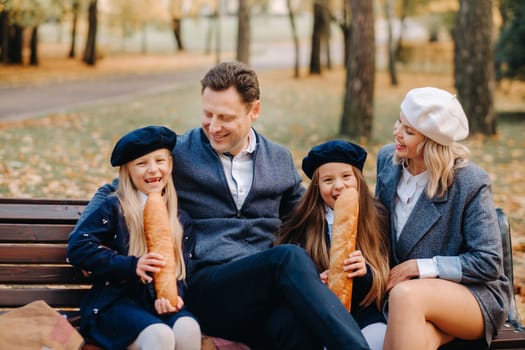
[454,0,495,135]
[287,0,300,78]
[83,0,97,65]
[69,0,79,58]
[385,0,398,85]
[30,26,38,65]
[170,0,185,51]
[236,0,250,64]
[340,0,375,139]
[309,0,330,74]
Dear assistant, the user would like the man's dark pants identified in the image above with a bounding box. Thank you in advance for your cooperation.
[186,245,370,350]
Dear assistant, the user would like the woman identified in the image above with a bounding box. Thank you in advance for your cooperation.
[376,87,511,349]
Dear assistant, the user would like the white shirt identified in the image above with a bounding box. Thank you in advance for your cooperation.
[394,167,438,278]
[218,129,256,210]
[325,206,334,243]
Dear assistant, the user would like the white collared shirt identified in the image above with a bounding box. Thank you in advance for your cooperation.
[218,129,256,210]
[394,167,438,278]
[394,167,428,240]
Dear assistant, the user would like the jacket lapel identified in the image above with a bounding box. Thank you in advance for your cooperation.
[395,194,441,260]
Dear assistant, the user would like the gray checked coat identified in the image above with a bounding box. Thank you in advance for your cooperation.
[375,143,511,345]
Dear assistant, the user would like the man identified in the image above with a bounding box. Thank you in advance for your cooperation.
[78,62,369,350]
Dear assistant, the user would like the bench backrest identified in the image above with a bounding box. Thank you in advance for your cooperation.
[0,198,523,332]
[0,198,89,311]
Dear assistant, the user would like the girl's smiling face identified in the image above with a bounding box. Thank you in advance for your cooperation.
[317,162,358,209]
[127,148,173,194]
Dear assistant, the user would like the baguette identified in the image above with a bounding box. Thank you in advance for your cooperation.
[143,191,178,306]
[327,187,359,312]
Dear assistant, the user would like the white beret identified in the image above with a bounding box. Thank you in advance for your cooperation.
[400,87,469,146]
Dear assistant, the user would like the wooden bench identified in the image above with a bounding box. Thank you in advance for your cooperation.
[0,198,524,349]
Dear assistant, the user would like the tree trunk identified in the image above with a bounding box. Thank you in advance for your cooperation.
[172,17,185,51]
[69,0,79,58]
[454,0,496,135]
[385,0,398,85]
[395,0,409,61]
[287,0,300,78]
[310,2,323,74]
[0,10,8,64]
[321,3,331,70]
[236,0,250,64]
[8,24,23,64]
[340,0,375,139]
[83,0,98,66]
[30,26,38,66]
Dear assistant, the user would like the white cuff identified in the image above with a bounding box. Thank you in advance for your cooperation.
[417,258,438,278]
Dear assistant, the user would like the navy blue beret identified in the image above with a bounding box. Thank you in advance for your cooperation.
[110,126,177,167]
[302,140,367,179]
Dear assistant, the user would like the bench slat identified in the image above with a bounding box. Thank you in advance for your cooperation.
[0,265,89,284]
[492,327,525,348]
[0,287,88,308]
[0,223,75,243]
[0,203,86,223]
[0,244,68,263]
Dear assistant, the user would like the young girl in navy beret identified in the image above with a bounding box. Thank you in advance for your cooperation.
[275,140,390,350]
[67,126,201,350]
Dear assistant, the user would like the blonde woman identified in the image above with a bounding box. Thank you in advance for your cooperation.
[376,87,511,349]
[67,126,200,350]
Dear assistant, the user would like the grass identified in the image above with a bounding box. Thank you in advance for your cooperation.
[1,43,525,316]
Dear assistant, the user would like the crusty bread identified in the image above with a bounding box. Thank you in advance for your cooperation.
[327,187,359,312]
[143,191,178,306]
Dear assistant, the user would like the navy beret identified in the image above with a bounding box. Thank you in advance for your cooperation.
[110,126,177,167]
[302,140,367,179]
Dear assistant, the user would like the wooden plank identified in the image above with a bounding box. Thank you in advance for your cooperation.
[0,265,89,284]
[0,244,67,263]
[0,287,88,308]
[0,203,87,223]
[491,327,525,349]
[0,223,75,243]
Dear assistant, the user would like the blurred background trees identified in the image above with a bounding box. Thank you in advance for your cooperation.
[0,0,523,139]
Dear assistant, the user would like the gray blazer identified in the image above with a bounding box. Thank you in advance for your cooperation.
[376,143,511,345]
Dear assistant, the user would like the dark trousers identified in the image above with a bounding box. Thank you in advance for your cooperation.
[186,245,369,350]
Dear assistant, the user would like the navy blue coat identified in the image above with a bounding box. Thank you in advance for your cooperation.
[66,195,194,347]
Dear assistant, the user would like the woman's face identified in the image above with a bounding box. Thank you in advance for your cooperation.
[317,162,358,209]
[127,148,173,194]
[393,113,426,170]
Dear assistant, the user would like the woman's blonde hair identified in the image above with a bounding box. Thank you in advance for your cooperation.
[276,167,390,309]
[117,159,186,280]
[394,139,470,198]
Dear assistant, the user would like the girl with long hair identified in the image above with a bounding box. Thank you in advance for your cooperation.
[276,140,390,350]
[67,126,201,350]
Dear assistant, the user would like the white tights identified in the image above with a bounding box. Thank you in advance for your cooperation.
[361,322,387,350]
[128,316,201,350]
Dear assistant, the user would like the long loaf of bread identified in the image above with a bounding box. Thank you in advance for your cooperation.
[143,191,178,306]
[327,187,359,312]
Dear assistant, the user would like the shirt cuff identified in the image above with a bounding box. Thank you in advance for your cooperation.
[417,258,438,278]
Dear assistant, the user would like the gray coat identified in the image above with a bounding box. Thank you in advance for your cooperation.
[376,143,511,345]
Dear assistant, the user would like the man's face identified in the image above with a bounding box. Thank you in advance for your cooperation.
[201,86,260,156]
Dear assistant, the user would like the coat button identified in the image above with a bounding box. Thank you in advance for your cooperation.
[93,308,99,314]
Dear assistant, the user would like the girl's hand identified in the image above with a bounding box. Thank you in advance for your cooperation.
[155,296,184,314]
[386,259,419,292]
[320,270,329,285]
[343,250,367,278]
[136,252,165,283]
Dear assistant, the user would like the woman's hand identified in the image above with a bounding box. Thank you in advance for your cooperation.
[155,296,184,314]
[386,259,419,292]
[320,270,329,285]
[343,250,367,278]
[136,252,165,283]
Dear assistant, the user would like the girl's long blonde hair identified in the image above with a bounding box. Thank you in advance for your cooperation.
[276,167,390,309]
[394,139,470,198]
[117,161,186,280]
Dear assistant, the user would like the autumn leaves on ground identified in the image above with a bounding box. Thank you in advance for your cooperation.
[1,46,525,318]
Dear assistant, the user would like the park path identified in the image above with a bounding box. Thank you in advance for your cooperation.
[0,66,210,123]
